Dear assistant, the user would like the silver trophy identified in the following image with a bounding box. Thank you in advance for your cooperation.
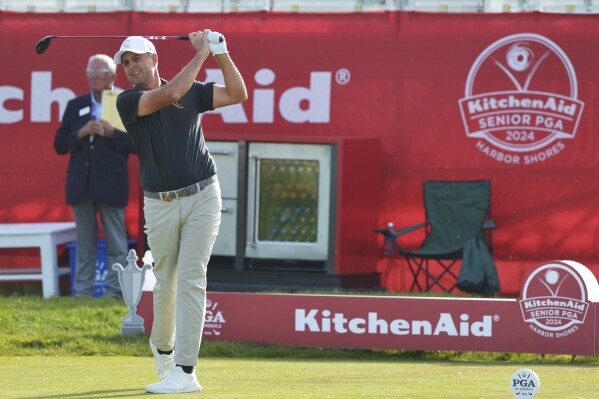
[112,249,152,335]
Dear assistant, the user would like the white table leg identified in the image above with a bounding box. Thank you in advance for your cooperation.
[40,234,59,298]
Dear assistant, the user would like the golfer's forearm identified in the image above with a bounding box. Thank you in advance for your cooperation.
[162,52,207,102]
[214,54,248,106]
[138,52,208,115]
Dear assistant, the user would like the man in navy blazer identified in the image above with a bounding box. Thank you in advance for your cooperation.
[54,54,136,298]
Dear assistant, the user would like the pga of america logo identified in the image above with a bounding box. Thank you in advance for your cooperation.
[510,369,540,398]
[518,262,590,339]
[459,33,584,165]
[203,298,226,337]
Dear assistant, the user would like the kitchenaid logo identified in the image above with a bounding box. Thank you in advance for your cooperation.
[295,309,495,337]
[203,298,226,336]
[519,263,589,339]
[459,33,584,165]
[0,67,349,124]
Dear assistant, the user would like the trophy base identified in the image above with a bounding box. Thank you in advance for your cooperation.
[121,314,146,335]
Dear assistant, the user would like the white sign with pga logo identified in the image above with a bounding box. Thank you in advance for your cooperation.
[510,369,540,398]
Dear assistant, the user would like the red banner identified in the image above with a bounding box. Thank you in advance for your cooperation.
[137,260,599,355]
[1,11,599,293]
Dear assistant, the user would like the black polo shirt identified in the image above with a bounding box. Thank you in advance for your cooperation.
[117,80,216,192]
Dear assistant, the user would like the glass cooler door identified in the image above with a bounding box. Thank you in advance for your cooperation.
[246,143,331,261]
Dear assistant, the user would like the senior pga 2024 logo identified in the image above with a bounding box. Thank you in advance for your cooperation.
[519,260,599,339]
[459,33,584,165]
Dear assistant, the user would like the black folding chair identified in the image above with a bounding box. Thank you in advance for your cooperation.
[375,180,497,293]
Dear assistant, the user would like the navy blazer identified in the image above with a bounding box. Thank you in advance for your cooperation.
[54,92,136,207]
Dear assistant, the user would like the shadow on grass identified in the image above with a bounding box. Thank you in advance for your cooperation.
[16,389,146,399]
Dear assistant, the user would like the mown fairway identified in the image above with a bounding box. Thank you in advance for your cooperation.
[2,356,598,398]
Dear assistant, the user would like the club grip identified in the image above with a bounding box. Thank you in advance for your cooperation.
[177,33,223,43]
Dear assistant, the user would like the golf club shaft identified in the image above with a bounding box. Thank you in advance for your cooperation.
[49,34,222,42]
[36,34,223,54]
[47,35,189,40]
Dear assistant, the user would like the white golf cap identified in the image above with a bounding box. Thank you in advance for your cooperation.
[114,36,156,64]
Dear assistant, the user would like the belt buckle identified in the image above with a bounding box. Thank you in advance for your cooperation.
[163,192,173,202]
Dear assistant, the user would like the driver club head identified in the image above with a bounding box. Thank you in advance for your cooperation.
[35,36,56,54]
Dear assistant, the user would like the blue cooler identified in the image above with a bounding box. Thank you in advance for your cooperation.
[67,239,136,297]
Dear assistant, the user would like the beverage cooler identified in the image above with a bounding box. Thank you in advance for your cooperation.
[246,143,332,263]
[203,138,381,287]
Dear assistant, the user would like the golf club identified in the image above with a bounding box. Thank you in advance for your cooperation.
[35,33,223,55]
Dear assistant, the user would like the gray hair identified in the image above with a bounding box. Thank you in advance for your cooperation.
[87,54,117,75]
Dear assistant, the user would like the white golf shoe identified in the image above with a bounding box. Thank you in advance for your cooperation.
[149,339,175,380]
[145,366,202,394]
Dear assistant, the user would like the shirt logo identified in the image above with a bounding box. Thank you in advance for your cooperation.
[459,33,584,165]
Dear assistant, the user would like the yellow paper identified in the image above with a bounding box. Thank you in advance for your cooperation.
[101,90,126,132]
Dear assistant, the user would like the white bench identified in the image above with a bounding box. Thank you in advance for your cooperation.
[0,223,77,298]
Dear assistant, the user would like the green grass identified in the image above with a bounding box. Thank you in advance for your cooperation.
[2,356,598,398]
[0,294,597,398]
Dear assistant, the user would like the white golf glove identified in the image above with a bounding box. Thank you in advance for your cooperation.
[207,32,228,55]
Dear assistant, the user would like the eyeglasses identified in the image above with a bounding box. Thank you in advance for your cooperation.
[86,69,112,78]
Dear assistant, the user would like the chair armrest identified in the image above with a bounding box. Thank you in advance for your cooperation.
[483,220,496,230]
[394,222,427,237]
[374,222,427,237]
[373,227,392,236]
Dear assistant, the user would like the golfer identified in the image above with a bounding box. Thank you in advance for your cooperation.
[114,30,247,394]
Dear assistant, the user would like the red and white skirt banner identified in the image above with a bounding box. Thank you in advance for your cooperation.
[137,260,599,355]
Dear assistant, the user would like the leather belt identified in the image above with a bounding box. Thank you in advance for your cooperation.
[144,175,216,202]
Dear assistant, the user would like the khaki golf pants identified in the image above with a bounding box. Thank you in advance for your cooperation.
[144,180,221,367]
